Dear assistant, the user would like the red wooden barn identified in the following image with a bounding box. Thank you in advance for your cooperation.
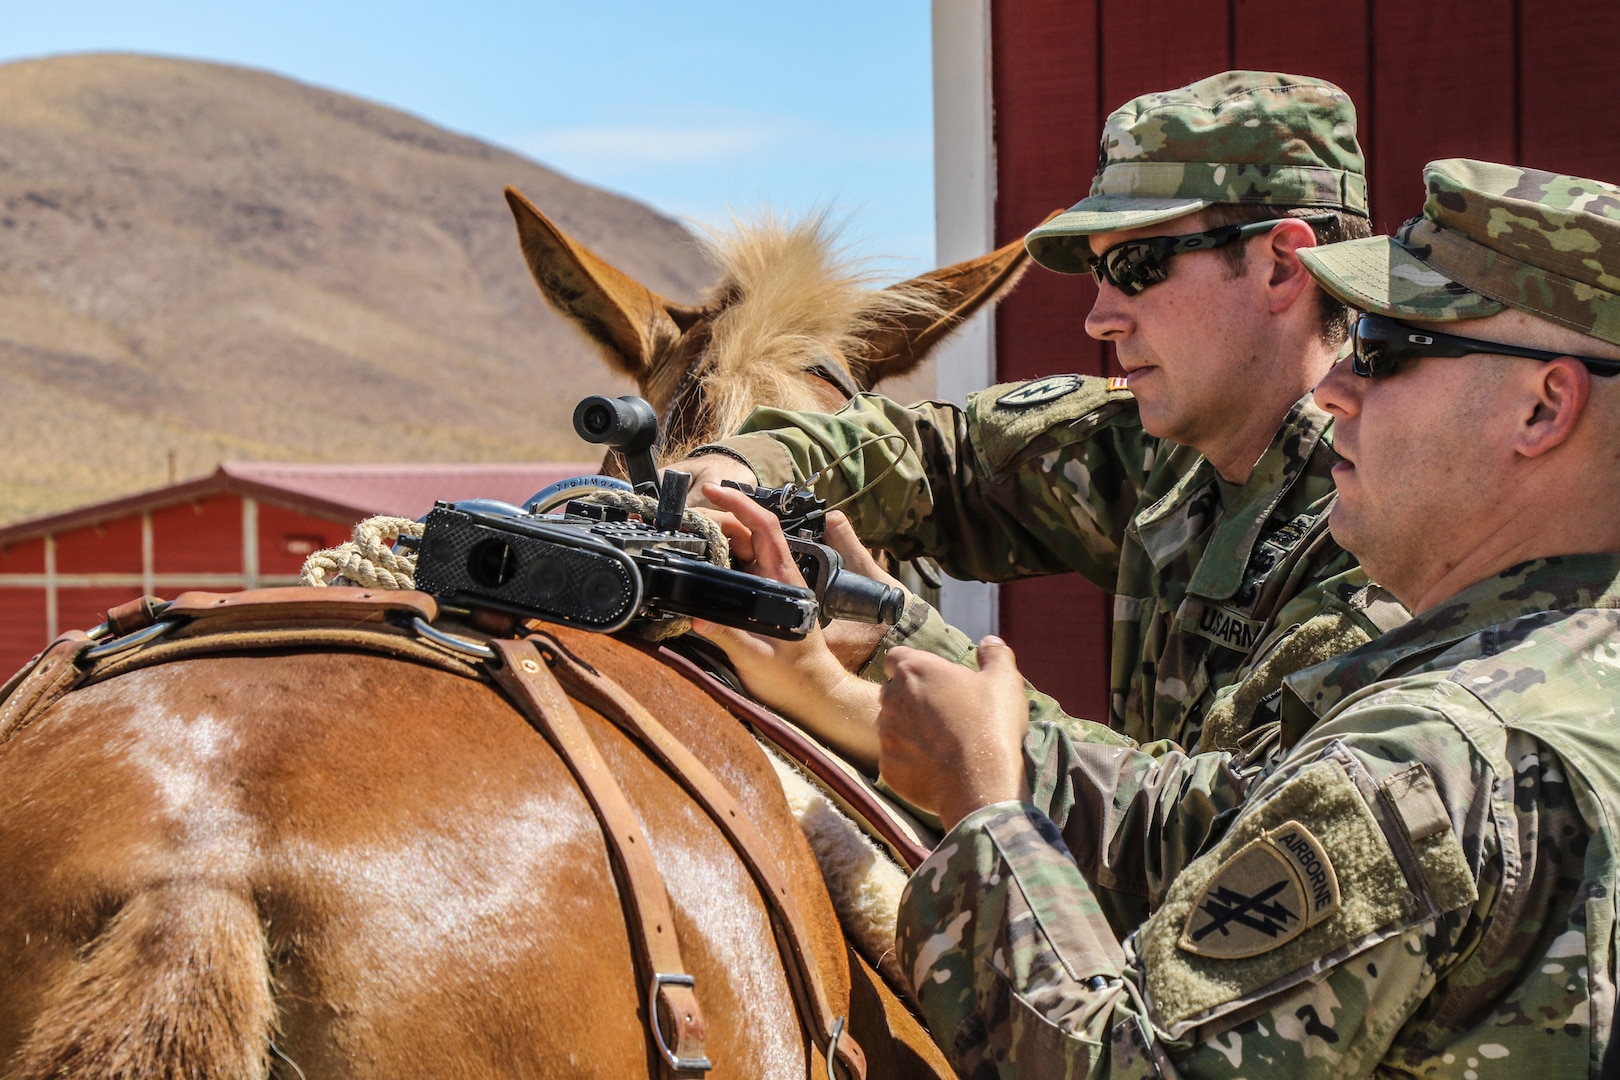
[0,462,592,674]
[932,0,1620,720]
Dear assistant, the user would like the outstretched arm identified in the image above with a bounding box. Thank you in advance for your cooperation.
[689,482,883,771]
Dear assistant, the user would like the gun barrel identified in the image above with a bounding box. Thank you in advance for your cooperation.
[821,571,906,625]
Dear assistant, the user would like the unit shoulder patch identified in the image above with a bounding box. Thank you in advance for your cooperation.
[1139,756,1461,1035]
[996,374,1083,408]
[1179,820,1340,959]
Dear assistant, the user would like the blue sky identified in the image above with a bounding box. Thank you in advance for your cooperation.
[2,1,936,269]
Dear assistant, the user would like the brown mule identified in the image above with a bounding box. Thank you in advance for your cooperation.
[0,589,950,1078]
[0,197,1039,1078]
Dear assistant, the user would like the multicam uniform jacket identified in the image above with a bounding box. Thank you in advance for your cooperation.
[707,376,1390,748]
[898,554,1620,1078]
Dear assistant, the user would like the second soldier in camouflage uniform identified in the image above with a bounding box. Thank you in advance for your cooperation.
[685,71,1401,752]
[882,159,1620,1077]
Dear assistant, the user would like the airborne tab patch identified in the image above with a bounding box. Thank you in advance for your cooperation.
[1179,820,1340,959]
[996,374,1082,408]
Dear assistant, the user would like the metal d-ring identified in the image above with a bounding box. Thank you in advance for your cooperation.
[649,972,713,1073]
[79,620,182,663]
[408,616,497,661]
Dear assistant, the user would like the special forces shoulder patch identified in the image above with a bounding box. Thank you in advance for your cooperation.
[1179,820,1340,959]
[996,374,1082,408]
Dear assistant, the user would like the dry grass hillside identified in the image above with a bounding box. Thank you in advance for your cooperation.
[0,53,718,523]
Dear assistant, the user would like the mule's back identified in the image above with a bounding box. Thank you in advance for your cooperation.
[0,621,863,1077]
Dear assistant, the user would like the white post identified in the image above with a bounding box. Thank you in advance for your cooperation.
[931,0,999,641]
[242,498,259,590]
[44,534,58,640]
[141,512,155,596]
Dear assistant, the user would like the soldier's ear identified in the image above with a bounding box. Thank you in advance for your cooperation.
[1516,356,1592,458]
[1262,219,1319,313]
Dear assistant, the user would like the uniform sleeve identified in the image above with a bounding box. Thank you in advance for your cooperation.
[857,594,1124,737]
[704,381,1147,587]
[899,708,1492,1079]
[1023,722,1254,923]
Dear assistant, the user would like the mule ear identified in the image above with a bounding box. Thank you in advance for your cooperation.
[861,212,1061,385]
[505,187,699,378]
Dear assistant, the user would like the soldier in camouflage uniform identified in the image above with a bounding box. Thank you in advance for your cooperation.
[685,71,1400,754]
[879,159,1620,1077]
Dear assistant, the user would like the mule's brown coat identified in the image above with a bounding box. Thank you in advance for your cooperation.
[0,630,951,1077]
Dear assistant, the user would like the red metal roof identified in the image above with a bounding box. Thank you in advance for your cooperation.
[0,461,601,545]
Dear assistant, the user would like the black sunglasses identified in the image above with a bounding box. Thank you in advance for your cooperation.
[1086,214,1334,296]
[1351,313,1620,378]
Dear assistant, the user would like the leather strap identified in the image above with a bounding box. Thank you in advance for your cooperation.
[0,633,95,747]
[162,586,438,625]
[649,640,931,871]
[488,637,712,1077]
[531,632,867,1080]
[803,360,861,402]
[104,595,166,637]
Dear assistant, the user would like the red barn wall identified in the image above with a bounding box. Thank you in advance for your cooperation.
[0,495,350,675]
[987,0,1620,720]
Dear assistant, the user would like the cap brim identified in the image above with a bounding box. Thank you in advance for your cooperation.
[1024,196,1213,274]
[1299,236,1505,322]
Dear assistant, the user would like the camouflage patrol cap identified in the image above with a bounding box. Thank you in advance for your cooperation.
[1025,70,1368,274]
[1299,159,1620,345]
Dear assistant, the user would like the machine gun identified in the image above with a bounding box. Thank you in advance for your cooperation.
[407,395,905,640]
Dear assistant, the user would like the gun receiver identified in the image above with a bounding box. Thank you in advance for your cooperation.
[719,480,907,626]
[409,395,906,640]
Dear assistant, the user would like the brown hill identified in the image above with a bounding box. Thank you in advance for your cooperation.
[0,53,717,523]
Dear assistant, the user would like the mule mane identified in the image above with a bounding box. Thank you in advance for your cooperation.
[673,211,945,457]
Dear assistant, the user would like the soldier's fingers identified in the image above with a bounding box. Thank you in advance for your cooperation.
[692,507,753,561]
[701,484,803,585]
[976,635,1019,676]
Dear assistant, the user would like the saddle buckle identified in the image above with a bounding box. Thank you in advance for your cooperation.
[649,972,712,1073]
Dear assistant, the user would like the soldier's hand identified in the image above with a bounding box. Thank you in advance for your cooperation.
[878,637,1031,830]
[690,483,881,770]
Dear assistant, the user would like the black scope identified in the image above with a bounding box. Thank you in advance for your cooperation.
[573,395,662,494]
[786,539,907,627]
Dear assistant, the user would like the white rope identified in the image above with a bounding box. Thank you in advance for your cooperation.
[299,516,422,589]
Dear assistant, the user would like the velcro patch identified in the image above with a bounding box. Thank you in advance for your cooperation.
[1180,821,1340,958]
[1138,754,1474,1036]
[996,374,1082,408]
[971,374,1135,474]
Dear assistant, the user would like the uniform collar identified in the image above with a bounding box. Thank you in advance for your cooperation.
[1282,553,1620,724]
[1131,393,1333,594]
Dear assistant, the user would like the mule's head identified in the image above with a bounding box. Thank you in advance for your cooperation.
[505,187,1035,462]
